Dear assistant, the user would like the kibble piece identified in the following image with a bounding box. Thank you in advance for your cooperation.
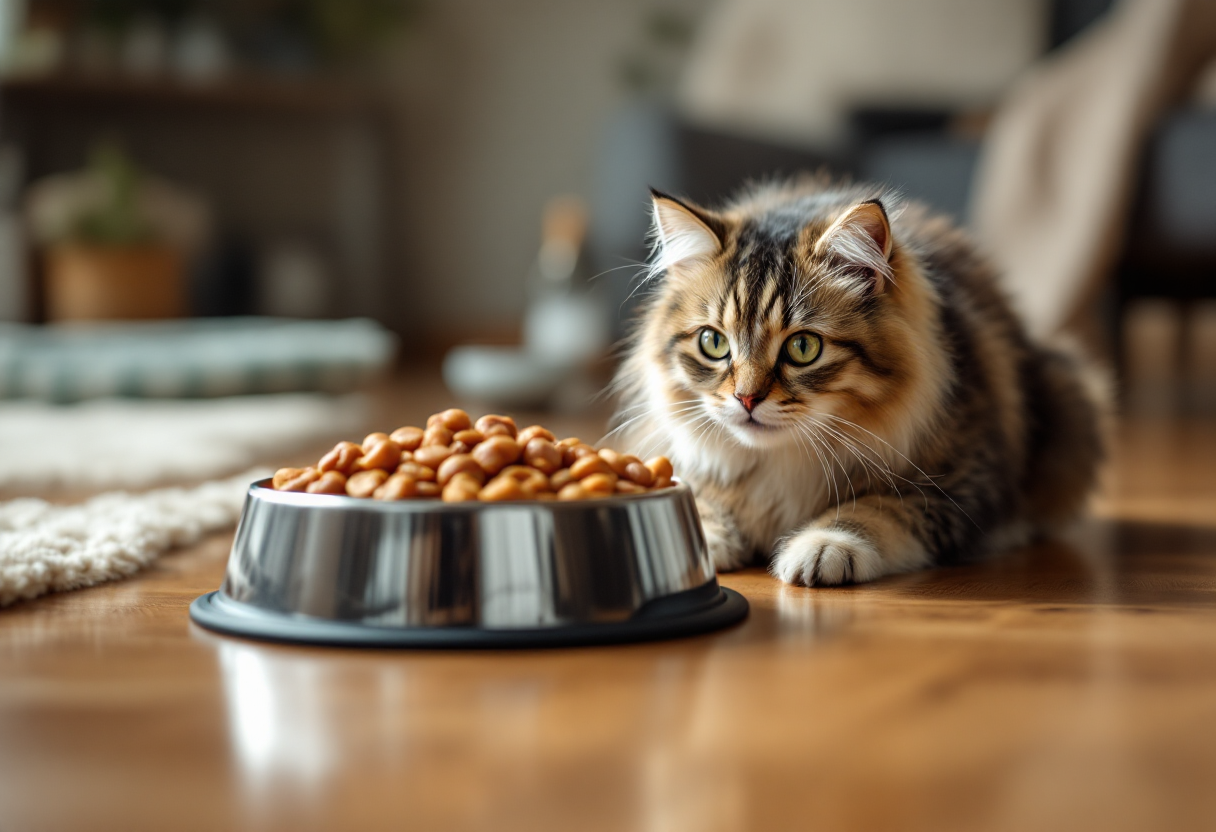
[363,432,392,450]
[422,425,454,448]
[581,472,618,495]
[517,425,556,446]
[318,441,364,475]
[618,453,644,477]
[306,470,348,495]
[550,469,575,491]
[615,479,647,494]
[346,469,389,498]
[415,481,441,498]
[562,442,598,468]
[557,483,589,501]
[556,437,582,450]
[414,445,455,469]
[475,414,517,439]
[437,454,487,487]
[479,474,527,501]
[498,465,550,495]
[645,456,674,481]
[623,460,655,487]
[390,426,425,451]
[356,438,403,471]
[652,476,673,489]
[523,437,562,475]
[450,471,482,489]
[429,408,472,432]
[274,467,320,492]
[374,473,418,500]
[452,429,485,447]
[569,454,614,480]
[273,467,303,489]
[601,449,644,479]
[472,435,521,476]
[397,460,437,482]
[442,471,483,503]
[598,448,631,477]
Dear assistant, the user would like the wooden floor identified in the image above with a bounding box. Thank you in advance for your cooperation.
[2,375,1215,832]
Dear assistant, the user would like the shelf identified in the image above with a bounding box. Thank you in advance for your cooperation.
[0,72,379,117]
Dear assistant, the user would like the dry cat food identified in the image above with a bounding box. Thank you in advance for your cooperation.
[271,409,675,503]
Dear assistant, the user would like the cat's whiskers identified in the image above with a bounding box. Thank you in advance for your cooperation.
[810,422,860,515]
[601,399,701,446]
[787,421,833,512]
[796,422,845,520]
[682,411,723,452]
[627,398,717,462]
[819,414,944,489]
[807,416,899,491]
[809,419,879,499]
[804,421,859,518]
[649,410,718,469]
[808,416,911,512]
[817,413,978,528]
[588,260,648,283]
[624,250,674,306]
[607,396,698,420]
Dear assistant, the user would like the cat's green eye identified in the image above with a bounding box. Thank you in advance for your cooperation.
[699,328,730,360]
[784,332,822,365]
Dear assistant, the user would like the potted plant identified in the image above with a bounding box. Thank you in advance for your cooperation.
[38,144,187,321]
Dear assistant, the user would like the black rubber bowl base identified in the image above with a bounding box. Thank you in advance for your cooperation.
[189,585,748,649]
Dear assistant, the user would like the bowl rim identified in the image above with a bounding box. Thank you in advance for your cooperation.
[249,477,692,514]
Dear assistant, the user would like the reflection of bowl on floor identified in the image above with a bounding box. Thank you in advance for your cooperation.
[190,479,748,647]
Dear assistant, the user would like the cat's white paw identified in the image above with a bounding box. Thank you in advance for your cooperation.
[771,527,882,586]
[698,506,751,572]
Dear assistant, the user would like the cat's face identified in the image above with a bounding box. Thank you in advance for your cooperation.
[641,189,919,452]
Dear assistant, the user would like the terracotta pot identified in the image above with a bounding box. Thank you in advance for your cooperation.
[44,244,185,321]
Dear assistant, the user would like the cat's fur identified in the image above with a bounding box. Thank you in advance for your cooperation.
[611,176,1104,586]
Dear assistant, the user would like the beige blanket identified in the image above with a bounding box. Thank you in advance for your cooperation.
[972,0,1216,339]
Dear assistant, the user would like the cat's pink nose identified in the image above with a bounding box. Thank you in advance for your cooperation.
[735,392,764,413]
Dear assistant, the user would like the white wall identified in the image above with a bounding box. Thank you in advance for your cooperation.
[385,0,710,337]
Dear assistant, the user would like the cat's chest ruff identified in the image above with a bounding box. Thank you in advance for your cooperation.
[683,441,834,546]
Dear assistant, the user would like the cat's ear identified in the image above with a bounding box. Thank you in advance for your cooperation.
[650,189,723,273]
[816,200,894,293]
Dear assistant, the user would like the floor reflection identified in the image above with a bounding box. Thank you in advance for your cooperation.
[217,640,335,787]
[867,517,1216,609]
[205,625,750,829]
[772,584,857,644]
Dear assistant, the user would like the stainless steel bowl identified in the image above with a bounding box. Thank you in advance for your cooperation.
[190,479,747,647]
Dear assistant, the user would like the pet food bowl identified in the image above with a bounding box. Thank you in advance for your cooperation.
[190,478,748,647]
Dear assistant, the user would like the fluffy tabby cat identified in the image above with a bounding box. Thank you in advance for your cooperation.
[611,176,1103,586]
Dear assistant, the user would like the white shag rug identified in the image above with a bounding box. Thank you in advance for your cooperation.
[0,469,266,607]
[0,394,367,491]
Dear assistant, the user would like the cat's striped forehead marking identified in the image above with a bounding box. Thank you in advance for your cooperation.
[715,218,808,353]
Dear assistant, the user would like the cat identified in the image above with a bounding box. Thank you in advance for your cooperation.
[610,175,1104,586]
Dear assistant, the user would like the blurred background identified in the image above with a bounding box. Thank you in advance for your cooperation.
[0,0,1213,492]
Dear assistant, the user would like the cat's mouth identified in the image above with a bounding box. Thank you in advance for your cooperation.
[707,399,792,445]
[732,413,783,435]
[721,412,794,448]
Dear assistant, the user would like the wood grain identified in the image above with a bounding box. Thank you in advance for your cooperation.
[1,385,1214,832]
